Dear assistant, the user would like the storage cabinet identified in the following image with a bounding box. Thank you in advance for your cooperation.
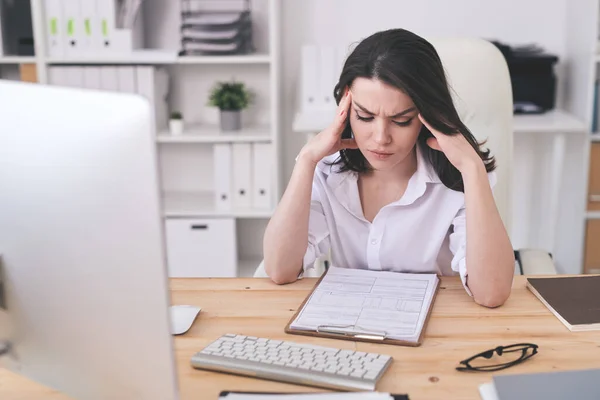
[165,218,237,277]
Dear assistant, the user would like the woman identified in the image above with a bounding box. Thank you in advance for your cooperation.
[263,28,514,307]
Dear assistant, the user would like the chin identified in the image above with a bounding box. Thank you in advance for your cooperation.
[365,155,399,171]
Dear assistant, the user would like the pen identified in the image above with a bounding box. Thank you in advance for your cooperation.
[324,260,329,271]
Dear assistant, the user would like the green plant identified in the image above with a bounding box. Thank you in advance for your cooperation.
[208,81,252,111]
[170,111,183,120]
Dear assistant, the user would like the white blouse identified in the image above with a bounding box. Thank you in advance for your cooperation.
[302,146,496,296]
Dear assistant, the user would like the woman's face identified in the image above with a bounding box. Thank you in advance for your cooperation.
[349,77,422,171]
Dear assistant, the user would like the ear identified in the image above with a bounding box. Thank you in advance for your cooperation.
[426,137,442,151]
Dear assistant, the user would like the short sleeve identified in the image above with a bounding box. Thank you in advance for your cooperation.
[300,178,331,277]
[449,170,498,296]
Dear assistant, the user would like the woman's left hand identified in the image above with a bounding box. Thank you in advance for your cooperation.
[418,114,484,174]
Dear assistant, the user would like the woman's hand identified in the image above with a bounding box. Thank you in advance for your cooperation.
[418,114,483,174]
[298,89,358,165]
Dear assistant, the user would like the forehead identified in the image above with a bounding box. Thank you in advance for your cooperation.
[351,77,414,114]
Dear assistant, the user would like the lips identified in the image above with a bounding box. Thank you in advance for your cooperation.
[369,150,393,156]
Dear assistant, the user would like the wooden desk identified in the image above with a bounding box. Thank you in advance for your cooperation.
[2,276,600,399]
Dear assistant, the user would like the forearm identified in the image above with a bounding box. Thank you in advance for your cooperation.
[462,163,515,307]
[263,152,317,284]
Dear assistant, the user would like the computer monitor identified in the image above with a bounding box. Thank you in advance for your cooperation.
[0,81,179,399]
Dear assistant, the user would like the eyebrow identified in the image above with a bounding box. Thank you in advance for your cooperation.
[353,101,417,118]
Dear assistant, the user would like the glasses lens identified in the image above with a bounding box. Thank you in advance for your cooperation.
[469,346,534,369]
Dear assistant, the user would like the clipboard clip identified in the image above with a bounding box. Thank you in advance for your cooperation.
[316,325,388,341]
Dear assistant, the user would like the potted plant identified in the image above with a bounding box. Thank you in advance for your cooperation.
[169,111,184,135]
[208,80,252,131]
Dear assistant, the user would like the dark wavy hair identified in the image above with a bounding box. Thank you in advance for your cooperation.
[332,28,495,192]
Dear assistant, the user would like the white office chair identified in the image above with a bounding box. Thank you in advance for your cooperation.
[255,37,556,278]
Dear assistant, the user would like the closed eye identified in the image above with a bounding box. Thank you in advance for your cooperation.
[356,113,373,122]
[356,111,413,127]
[393,118,413,127]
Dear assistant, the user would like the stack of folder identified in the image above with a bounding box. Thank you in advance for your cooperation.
[179,0,255,56]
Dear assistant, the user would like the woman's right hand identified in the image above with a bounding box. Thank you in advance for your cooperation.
[299,89,358,165]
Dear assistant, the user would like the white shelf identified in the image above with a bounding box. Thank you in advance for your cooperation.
[45,50,178,65]
[43,52,272,65]
[513,109,588,134]
[177,54,271,65]
[591,134,600,142]
[157,125,271,144]
[162,191,273,218]
[586,211,600,219]
[0,56,36,64]
[238,257,262,277]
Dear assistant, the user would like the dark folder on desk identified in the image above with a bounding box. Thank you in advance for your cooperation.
[526,275,600,331]
[284,266,440,347]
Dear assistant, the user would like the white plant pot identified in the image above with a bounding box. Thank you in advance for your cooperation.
[169,119,184,135]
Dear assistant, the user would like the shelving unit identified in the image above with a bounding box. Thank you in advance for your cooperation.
[563,0,600,275]
[156,125,272,143]
[0,0,281,278]
[0,56,36,64]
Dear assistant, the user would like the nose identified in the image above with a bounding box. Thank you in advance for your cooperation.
[372,120,392,145]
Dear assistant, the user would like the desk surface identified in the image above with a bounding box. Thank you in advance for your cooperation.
[2,276,600,399]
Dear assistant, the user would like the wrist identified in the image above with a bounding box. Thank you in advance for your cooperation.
[296,147,319,169]
[460,158,486,181]
[297,146,320,167]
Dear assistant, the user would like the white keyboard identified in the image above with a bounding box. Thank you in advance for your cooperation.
[190,334,393,391]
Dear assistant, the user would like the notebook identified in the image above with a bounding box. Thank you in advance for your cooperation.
[285,266,440,346]
[479,368,600,400]
[526,276,600,331]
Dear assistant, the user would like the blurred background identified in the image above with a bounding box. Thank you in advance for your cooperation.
[1,0,599,278]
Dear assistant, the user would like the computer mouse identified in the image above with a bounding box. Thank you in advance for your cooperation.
[170,305,201,335]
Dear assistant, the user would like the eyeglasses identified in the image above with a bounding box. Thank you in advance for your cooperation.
[456,343,538,372]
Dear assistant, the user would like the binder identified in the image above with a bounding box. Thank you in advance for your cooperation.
[318,46,337,109]
[96,0,116,51]
[251,143,272,209]
[335,46,347,81]
[44,0,65,58]
[63,0,82,56]
[301,45,320,111]
[80,0,97,53]
[82,66,102,90]
[100,66,119,91]
[232,143,252,209]
[284,267,441,347]
[117,66,136,93]
[213,144,233,212]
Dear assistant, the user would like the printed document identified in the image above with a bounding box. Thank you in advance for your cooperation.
[290,267,439,343]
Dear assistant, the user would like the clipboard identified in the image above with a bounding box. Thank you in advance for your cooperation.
[219,391,409,399]
[284,269,441,347]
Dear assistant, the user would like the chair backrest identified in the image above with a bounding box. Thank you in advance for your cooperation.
[428,37,514,232]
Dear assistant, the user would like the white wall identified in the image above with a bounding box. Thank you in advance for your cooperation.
[280,0,590,273]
